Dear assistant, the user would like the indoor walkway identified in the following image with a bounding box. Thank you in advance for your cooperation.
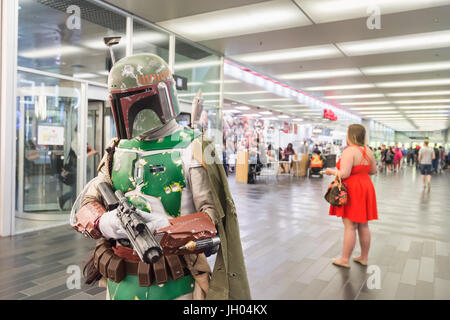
[0,167,449,300]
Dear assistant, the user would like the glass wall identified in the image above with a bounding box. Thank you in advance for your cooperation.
[18,0,127,83]
[7,0,225,235]
[174,38,222,147]
[133,20,170,61]
[16,71,82,227]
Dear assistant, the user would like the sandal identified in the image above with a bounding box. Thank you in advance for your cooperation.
[332,258,350,268]
[353,257,368,266]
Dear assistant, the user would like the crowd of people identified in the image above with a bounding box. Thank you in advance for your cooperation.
[368,143,448,174]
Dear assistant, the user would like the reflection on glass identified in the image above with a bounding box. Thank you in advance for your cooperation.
[133,21,170,61]
[16,71,81,216]
[174,38,222,146]
[18,0,127,83]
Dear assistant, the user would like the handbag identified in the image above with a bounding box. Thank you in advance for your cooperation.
[324,174,348,207]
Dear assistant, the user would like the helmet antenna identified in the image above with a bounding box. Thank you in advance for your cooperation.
[104,36,122,65]
[191,88,203,129]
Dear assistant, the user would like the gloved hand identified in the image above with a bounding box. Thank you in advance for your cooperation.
[98,209,170,240]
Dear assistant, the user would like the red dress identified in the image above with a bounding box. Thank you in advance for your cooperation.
[329,146,378,223]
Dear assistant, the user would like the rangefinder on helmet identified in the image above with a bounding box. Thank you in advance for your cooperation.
[108,53,180,139]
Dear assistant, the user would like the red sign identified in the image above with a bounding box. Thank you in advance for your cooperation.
[323,109,337,121]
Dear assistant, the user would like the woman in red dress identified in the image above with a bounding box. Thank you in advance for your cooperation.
[325,124,378,268]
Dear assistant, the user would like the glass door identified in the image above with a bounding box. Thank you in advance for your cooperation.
[86,101,104,182]
[16,71,82,231]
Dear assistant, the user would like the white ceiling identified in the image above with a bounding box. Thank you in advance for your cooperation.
[103,0,450,131]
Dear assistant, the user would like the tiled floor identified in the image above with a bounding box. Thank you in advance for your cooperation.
[0,166,449,300]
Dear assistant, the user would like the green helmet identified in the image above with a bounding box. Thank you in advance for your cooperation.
[108,53,180,139]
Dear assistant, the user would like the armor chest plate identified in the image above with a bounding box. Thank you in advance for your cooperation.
[111,128,200,217]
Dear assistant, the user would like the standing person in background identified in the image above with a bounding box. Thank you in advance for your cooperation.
[325,124,378,268]
[394,146,403,171]
[407,147,414,166]
[414,145,421,168]
[418,140,435,190]
[374,147,381,170]
[432,145,440,174]
[385,146,394,172]
[281,143,295,173]
[380,144,387,172]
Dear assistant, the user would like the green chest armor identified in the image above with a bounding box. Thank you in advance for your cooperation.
[111,128,200,217]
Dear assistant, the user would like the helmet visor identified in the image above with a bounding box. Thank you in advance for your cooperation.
[111,80,179,139]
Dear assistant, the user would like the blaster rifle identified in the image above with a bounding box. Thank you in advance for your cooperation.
[97,182,163,264]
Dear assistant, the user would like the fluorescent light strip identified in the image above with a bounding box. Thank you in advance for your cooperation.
[349,107,396,110]
[178,92,220,97]
[338,30,450,56]
[209,79,240,84]
[234,44,341,64]
[278,68,361,80]
[174,60,221,71]
[341,101,389,106]
[357,111,400,114]
[250,98,292,102]
[224,91,268,95]
[187,82,203,86]
[273,104,308,107]
[387,91,450,97]
[306,84,374,91]
[403,110,449,114]
[73,73,99,79]
[20,46,83,58]
[325,94,384,99]
[377,79,450,88]
[398,105,450,109]
[362,61,450,75]
[394,99,450,104]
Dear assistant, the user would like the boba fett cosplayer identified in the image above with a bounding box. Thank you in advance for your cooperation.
[70,53,251,300]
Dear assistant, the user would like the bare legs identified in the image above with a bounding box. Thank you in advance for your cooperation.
[334,218,371,266]
[355,223,371,263]
[334,218,357,265]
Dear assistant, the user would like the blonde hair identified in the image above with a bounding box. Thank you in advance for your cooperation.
[347,124,366,146]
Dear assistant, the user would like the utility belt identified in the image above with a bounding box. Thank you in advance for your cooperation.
[93,239,190,287]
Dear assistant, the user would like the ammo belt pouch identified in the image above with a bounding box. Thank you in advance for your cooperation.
[93,239,189,286]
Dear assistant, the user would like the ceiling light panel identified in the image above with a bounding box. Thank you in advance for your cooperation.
[337,30,450,56]
[325,94,384,99]
[341,101,389,105]
[387,90,450,97]
[297,0,450,24]
[398,105,450,109]
[158,0,311,42]
[233,44,342,64]
[403,110,449,114]
[362,61,450,75]
[278,68,361,80]
[377,79,450,88]
[394,99,450,104]
[224,91,268,95]
[357,111,400,114]
[349,107,396,110]
[306,84,375,91]
[250,98,292,102]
